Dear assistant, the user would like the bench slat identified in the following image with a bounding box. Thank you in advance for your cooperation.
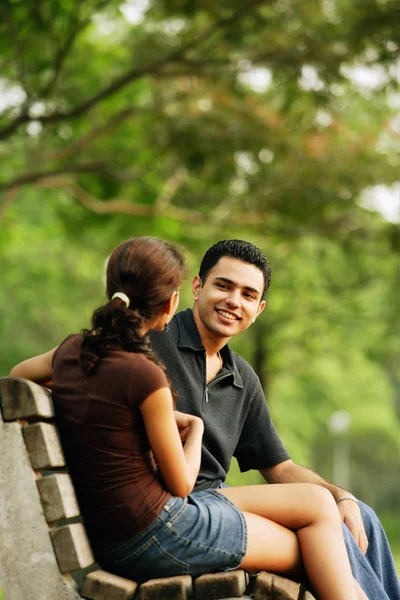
[195,570,248,599]
[23,422,65,469]
[0,376,54,420]
[81,569,137,600]
[50,523,95,573]
[139,575,193,600]
[254,571,302,599]
[37,473,80,522]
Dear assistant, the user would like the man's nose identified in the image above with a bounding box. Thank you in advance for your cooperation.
[226,291,241,307]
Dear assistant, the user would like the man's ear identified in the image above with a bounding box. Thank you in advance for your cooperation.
[256,300,266,318]
[192,275,202,301]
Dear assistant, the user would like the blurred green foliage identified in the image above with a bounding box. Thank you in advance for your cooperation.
[0,0,399,569]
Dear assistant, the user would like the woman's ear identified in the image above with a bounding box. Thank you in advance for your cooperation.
[164,290,179,317]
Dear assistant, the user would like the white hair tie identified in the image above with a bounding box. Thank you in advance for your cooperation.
[111,292,130,308]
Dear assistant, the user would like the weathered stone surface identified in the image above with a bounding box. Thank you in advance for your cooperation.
[81,569,138,600]
[139,575,193,600]
[0,376,53,420]
[50,523,95,573]
[23,421,65,469]
[195,570,248,599]
[0,414,81,600]
[37,473,80,522]
[254,571,305,600]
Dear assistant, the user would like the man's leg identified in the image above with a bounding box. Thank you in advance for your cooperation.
[361,501,400,599]
[343,501,400,600]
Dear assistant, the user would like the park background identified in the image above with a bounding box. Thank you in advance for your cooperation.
[0,0,399,594]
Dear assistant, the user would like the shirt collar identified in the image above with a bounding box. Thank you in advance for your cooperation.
[175,308,243,389]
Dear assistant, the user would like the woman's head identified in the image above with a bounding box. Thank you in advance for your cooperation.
[106,236,186,327]
[81,237,185,373]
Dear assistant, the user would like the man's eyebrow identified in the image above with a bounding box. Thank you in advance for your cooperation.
[213,276,261,296]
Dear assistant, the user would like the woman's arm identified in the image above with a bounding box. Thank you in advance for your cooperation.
[140,387,203,497]
[9,348,57,385]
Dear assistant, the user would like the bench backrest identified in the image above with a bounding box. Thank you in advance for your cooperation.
[0,376,313,600]
[0,376,138,600]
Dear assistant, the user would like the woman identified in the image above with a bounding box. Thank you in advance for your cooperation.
[10,236,367,600]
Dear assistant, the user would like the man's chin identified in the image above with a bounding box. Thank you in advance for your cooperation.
[211,320,241,337]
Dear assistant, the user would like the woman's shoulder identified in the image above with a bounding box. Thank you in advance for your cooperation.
[117,352,169,405]
[53,333,82,362]
[109,348,164,376]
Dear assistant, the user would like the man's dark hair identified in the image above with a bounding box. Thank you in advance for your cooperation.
[199,239,271,299]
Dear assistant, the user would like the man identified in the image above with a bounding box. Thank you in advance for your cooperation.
[150,239,400,600]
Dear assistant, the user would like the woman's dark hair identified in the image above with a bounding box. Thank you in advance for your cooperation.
[80,236,186,375]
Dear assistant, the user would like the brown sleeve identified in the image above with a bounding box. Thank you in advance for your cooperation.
[127,356,169,408]
[52,334,81,368]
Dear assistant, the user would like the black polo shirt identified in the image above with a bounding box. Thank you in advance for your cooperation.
[150,308,290,491]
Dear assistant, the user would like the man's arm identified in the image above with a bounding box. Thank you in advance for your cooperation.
[260,459,368,554]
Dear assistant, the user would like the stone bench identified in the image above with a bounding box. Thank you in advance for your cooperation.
[0,376,315,600]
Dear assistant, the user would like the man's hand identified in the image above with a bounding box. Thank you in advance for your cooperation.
[337,498,369,554]
[174,411,203,444]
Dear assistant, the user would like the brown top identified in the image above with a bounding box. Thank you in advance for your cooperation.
[52,334,170,541]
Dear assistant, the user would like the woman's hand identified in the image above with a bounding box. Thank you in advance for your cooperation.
[174,410,204,444]
[141,390,203,497]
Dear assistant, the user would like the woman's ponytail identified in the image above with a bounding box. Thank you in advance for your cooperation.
[79,237,185,376]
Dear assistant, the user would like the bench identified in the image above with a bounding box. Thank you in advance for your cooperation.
[0,376,315,600]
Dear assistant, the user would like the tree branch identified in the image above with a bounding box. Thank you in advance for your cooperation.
[31,175,264,227]
[2,171,362,236]
[40,16,90,98]
[38,176,209,223]
[0,0,265,141]
[51,106,144,162]
[0,162,133,191]
[155,167,189,210]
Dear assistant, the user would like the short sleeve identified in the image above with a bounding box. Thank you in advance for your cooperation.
[126,356,169,408]
[52,334,81,368]
[234,378,290,471]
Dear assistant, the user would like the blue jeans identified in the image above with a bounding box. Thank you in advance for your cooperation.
[343,500,400,600]
[93,491,247,583]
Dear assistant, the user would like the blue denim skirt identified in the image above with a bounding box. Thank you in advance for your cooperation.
[93,489,247,582]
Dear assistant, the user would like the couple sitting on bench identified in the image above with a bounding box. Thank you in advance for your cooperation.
[11,237,399,600]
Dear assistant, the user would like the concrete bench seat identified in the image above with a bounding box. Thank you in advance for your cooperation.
[0,376,315,600]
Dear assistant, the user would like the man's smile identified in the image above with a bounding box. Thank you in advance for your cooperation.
[216,308,240,321]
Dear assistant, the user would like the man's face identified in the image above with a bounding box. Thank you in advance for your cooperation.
[192,256,266,341]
